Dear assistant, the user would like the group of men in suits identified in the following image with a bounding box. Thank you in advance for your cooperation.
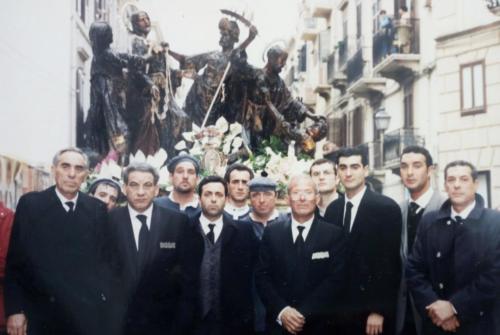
[3,145,500,335]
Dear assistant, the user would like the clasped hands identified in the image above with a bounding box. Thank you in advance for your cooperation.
[280,306,305,334]
[426,300,460,332]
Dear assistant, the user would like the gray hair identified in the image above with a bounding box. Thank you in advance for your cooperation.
[287,174,319,195]
[122,162,159,185]
[52,147,89,170]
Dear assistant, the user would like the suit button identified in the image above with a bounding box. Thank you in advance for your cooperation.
[436,251,441,258]
[479,311,484,316]
[446,220,451,225]
[101,293,107,301]
[438,283,444,290]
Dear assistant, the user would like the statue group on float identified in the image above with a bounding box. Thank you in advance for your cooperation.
[83,8,328,165]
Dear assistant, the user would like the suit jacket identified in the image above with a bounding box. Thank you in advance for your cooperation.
[109,204,196,335]
[255,215,346,335]
[4,186,114,335]
[406,194,500,335]
[324,188,402,333]
[187,214,259,335]
[396,190,446,335]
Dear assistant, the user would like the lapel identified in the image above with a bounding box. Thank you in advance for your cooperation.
[119,207,140,280]
[400,200,409,257]
[349,189,371,237]
[220,214,236,248]
[281,217,299,280]
[426,190,446,213]
[142,204,163,272]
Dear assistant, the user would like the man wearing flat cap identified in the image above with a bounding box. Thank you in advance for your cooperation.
[155,154,202,218]
[239,176,286,334]
[88,178,122,211]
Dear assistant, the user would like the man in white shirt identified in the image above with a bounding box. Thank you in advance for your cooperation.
[256,175,346,335]
[189,175,258,335]
[407,160,500,335]
[396,146,445,335]
[324,147,402,335]
[108,162,194,335]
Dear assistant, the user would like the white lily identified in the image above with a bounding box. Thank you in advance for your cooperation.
[174,140,187,151]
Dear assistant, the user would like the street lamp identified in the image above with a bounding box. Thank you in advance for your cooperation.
[374,107,391,167]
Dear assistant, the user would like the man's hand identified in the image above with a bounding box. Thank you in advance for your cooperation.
[441,315,460,332]
[280,307,305,335]
[426,300,456,326]
[7,313,27,335]
[366,313,384,335]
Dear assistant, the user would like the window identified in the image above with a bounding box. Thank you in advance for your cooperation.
[352,107,364,146]
[460,61,486,115]
[477,171,491,208]
[94,0,108,21]
[76,0,87,23]
[403,83,414,128]
[298,45,307,72]
[76,68,86,148]
[356,1,362,49]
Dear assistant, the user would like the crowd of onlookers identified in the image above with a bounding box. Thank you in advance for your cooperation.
[0,145,498,335]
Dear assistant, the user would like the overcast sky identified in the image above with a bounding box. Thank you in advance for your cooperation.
[139,0,301,67]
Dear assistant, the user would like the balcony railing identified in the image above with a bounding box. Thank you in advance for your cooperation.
[487,0,500,9]
[346,48,364,86]
[372,18,420,68]
[338,37,348,69]
[383,128,424,167]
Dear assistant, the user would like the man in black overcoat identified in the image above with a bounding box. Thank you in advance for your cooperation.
[5,148,115,335]
[324,147,402,335]
[109,162,196,335]
[256,175,346,335]
[406,160,500,335]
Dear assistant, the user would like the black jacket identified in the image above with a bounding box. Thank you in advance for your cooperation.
[255,215,346,334]
[406,194,500,335]
[187,214,259,335]
[4,186,114,335]
[324,188,402,331]
[109,204,196,335]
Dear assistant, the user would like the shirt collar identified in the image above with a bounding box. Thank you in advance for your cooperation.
[291,214,314,241]
[451,200,476,220]
[200,213,223,228]
[345,186,366,207]
[168,192,199,211]
[250,209,280,223]
[55,187,79,210]
[225,202,250,215]
[410,187,434,209]
[128,203,154,219]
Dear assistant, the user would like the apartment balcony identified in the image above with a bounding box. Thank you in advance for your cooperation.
[372,19,421,82]
[310,0,332,18]
[383,128,424,169]
[487,0,500,15]
[346,48,364,86]
[337,37,348,69]
[301,18,319,41]
[327,52,347,92]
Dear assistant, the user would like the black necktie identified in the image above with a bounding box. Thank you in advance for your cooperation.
[409,202,420,216]
[207,223,216,244]
[65,201,75,213]
[137,214,149,268]
[296,226,305,258]
[454,215,463,224]
[344,201,353,233]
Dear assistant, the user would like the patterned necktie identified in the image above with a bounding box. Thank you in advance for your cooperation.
[207,223,216,244]
[344,201,353,233]
[65,201,75,213]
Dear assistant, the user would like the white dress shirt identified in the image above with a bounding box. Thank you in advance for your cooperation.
[290,215,314,242]
[199,214,224,243]
[343,186,367,232]
[128,204,153,250]
[409,187,434,214]
[55,187,79,212]
[451,200,476,220]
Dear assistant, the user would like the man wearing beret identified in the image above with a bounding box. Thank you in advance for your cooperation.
[239,175,287,334]
[155,154,202,218]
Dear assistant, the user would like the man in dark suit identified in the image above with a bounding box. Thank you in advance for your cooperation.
[5,147,114,335]
[109,162,196,335]
[309,158,341,217]
[256,175,346,335]
[324,147,402,335]
[188,175,259,335]
[396,146,446,335]
[407,160,500,335]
